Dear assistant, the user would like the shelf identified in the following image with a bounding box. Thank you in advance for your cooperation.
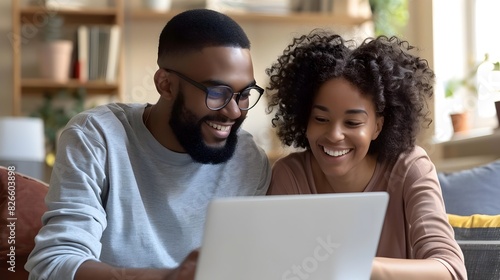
[19,6,119,25]
[128,9,372,26]
[21,79,119,95]
[12,0,124,116]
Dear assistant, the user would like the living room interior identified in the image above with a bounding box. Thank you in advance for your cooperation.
[1,1,499,279]
[1,0,499,178]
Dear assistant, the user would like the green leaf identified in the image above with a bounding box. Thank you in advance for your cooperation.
[493,62,500,71]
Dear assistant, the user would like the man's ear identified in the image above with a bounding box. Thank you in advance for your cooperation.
[154,68,174,99]
[372,115,384,140]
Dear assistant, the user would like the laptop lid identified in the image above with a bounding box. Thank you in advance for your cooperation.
[195,192,389,280]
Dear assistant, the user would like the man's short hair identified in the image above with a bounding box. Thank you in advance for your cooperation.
[158,9,250,59]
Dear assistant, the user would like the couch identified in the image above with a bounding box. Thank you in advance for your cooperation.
[439,159,500,280]
[0,165,48,279]
[1,161,499,280]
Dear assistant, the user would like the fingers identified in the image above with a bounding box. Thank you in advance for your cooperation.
[166,250,199,280]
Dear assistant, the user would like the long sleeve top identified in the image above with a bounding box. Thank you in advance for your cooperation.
[267,146,467,280]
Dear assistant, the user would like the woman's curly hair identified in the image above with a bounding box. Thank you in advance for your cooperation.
[266,29,435,163]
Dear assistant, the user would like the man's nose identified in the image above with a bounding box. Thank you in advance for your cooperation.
[219,97,242,120]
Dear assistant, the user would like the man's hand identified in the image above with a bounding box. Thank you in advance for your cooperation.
[166,250,199,280]
[75,249,200,280]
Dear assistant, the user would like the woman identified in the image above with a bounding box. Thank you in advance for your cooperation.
[265,30,467,280]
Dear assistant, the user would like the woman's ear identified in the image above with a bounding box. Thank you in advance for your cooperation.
[372,115,384,140]
[154,69,174,99]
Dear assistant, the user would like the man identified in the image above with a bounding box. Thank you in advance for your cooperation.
[25,9,271,280]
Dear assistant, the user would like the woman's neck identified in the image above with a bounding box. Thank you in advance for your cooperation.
[311,153,378,194]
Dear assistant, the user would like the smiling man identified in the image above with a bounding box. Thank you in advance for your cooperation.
[25,9,271,280]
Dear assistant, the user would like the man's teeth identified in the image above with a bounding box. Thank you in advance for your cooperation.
[208,122,230,131]
[323,147,350,157]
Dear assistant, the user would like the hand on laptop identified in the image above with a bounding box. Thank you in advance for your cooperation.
[166,249,199,280]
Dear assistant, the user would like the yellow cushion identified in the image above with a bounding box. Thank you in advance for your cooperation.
[448,214,500,228]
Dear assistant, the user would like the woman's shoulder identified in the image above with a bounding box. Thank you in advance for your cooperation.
[273,150,310,169]
[387,145,436,181]
[388,145,431,167]
[269,150,314,194]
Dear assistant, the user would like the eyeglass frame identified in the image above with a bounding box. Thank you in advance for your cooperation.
[162,68,264,111]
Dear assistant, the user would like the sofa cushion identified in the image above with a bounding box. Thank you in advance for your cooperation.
[0,165,48,279]
[457,240,500,280]
[448,214,500,280]
[438,159,500,216]
[448,214,500,240]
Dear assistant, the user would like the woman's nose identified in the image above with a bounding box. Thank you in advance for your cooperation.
[326,123,345,141]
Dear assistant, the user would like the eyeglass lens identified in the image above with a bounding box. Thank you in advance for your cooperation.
[207,87,262,110]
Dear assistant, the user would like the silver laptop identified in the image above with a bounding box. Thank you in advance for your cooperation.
[195,192,389,280]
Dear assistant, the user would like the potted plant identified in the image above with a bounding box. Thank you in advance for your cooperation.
[445,78,474,133]
[38,15,74,82]
[369,0,409,36]
[31,88,86,166]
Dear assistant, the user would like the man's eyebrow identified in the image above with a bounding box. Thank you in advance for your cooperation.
[202,79,256,89]
[312,105,368,115]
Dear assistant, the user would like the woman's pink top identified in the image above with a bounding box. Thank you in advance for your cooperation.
[268,146,467,280]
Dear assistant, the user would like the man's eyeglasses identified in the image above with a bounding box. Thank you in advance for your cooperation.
[163,68,264,111]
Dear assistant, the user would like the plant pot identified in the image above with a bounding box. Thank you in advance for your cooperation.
[450,112,469,133]
[38,40,73,82]
[143,0,172,11]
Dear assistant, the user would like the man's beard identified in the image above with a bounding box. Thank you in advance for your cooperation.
[169,92,245,164]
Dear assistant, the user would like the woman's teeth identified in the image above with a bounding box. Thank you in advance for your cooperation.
[323,147,350,157]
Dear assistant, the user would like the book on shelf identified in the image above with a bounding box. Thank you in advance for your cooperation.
[77,25,89,82]
[74,24,121,84]
[106,25,121,84]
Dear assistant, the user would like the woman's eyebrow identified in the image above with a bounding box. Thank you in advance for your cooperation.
[345,109,368,115]
[312,105,329,112]
[312,105,368,116]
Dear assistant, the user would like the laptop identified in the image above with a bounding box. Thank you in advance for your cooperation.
[195,192,389,280]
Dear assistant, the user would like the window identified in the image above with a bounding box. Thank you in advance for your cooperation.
[433,0,500,142]
[473,0,500,122]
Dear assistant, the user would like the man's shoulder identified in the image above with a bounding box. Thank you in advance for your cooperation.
[231,129,270,165]
[68,103,142,127]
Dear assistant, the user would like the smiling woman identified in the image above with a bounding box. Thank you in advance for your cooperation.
[265,30,467,280]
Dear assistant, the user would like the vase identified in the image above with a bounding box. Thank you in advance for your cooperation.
[38,40,74,82]
[450,112,469,133]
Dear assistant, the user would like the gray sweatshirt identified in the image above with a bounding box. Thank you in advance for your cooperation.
[25,103,271,279]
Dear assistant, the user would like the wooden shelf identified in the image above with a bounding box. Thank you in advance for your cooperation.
[19,6,120,25]
[21,79,119,95]
[12,0,124,116]
[128,9,372,26]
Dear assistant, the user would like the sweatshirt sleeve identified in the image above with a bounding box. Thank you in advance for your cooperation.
[25,123,108,279]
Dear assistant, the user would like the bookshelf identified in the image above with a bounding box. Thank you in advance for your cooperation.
[11,0,124,116]
[11,0,371,117]
[128,8,372,26]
